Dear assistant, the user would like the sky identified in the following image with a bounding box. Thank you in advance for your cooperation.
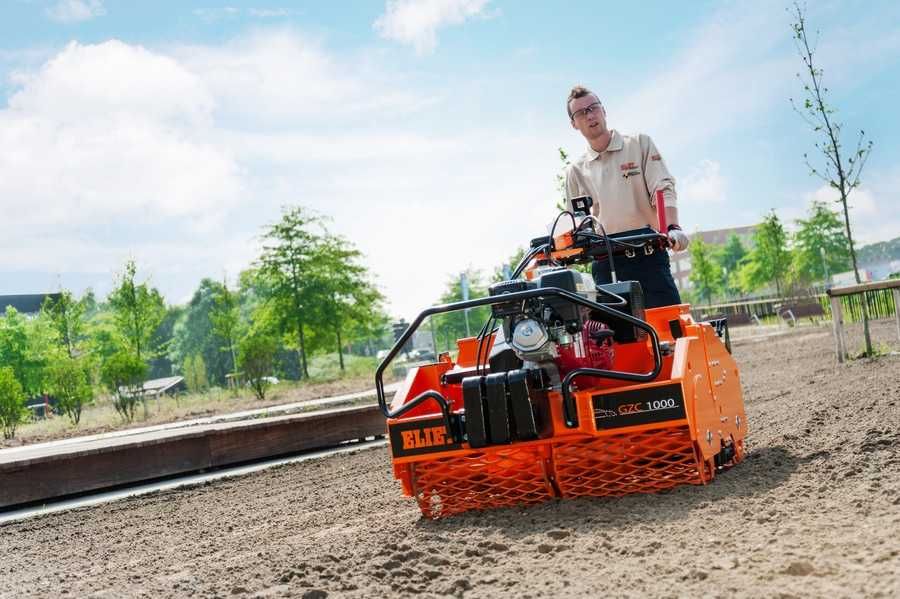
[1,0,899,320]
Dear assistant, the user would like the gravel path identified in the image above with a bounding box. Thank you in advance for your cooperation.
[2,322,899,598]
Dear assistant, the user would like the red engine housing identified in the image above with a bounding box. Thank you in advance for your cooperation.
[555,320,614,386]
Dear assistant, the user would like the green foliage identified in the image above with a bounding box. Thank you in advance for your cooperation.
[255,206,390,378]
[256,206,324,379]
[0,366,28,439]
[182,353,209,392]
[738,211,792,296]
[792,200,851,283]
[170,279,234,386]
[689,238,721,305]
[555,147,571,211]
[303,232,387,372]
[717,235,747,296]
[431,269,491,353]
[47,356,94,426]
[42,290,87,358]
[0,306,53,397]
[101,351,147,423]
[209,278,240,376]
[238,333,278,400]
[108,260,166,362]
[493,247,526,283]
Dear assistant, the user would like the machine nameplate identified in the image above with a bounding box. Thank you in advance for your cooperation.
[592,384,686,430]
[389,417,461,458]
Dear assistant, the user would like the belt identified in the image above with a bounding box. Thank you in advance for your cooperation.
[595,238,669,261]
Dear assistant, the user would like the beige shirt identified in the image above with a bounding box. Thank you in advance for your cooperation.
[565,130,677,234]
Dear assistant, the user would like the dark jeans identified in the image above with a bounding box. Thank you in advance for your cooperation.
[591,227,682,309]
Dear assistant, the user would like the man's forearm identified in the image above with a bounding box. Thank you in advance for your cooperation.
[664,206,679,230]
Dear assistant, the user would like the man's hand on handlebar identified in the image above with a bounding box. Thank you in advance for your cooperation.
[667,228,690,252]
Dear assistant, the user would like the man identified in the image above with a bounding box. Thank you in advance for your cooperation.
[564,85,689,308]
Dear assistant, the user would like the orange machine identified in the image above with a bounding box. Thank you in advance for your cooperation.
[375,195,747,519]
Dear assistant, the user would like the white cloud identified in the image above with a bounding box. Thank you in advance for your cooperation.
[0,40,242,277]
[374,0,494,54]
[680,159,726,205]
[46,0,106,23]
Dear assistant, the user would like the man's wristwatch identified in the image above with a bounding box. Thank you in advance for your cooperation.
[667,224,682,232]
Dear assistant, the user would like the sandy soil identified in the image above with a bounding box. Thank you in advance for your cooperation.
[2,321,899,598]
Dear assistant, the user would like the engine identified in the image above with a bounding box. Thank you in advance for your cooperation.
[489,267,614,382]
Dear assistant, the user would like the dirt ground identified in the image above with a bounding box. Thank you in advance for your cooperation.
[2,321,899,598]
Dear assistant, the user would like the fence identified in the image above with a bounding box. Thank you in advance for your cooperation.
[695,284,898,325]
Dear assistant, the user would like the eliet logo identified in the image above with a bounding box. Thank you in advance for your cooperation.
[401,426,450,451]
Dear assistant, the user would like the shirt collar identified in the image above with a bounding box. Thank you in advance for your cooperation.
[586,130,623,160]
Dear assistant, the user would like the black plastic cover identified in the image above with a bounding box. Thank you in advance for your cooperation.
[484,373,511,444]
[593,280,646,343]
[462,376,487,448]
[507,370,538,440]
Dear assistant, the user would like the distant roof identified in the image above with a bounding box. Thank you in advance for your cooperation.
[143,376,185,394]
[0,293,61,315]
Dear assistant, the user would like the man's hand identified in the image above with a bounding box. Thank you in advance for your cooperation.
[668,228,690,252]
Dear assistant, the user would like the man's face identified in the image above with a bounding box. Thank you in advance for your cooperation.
[569,93,608,141]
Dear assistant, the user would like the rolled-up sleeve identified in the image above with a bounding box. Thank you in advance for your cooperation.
[640,134,677,208]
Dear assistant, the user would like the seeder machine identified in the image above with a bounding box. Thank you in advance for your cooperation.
[375,194,747,518]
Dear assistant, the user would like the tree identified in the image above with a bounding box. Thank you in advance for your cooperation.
[47,357,93,425]
[0,366,27,439]
[555,147,572,210]
[108,260,166,362]
[792,200,851,284]
[305,233,386,372]
[42,290,87,358]
[210,276,240,377]
[717,235,747,297]
[739,211,792,296]
[689,238,721,305]
[170,280,233,386]
[256,207,323,379]
[432,269,491,352]
[238,333,278,400]
[101,351,147,423]
[182,353,209,393]
[790,2,874,355]
[0,306,53,397]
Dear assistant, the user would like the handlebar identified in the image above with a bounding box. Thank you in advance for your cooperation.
[374,286,663,433]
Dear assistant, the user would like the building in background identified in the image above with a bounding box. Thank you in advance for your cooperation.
[670,225,757,291]
[0,293,61,316]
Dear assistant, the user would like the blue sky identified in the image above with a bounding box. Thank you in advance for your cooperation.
[1,0,898,319]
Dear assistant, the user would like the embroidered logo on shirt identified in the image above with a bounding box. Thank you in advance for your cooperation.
[619,162,638,171]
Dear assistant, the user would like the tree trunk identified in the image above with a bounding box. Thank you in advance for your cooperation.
[841,193,873,356]
[297,322,309,379]
[336,326,344,372]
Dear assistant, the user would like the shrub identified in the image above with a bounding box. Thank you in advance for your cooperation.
[238,333,278,400]
[0,366,27,439]
[47,357,94,426]
[101,352,147,422]
[182,353,209,392]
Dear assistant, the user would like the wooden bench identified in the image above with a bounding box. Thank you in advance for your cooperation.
[778,302,826,326]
